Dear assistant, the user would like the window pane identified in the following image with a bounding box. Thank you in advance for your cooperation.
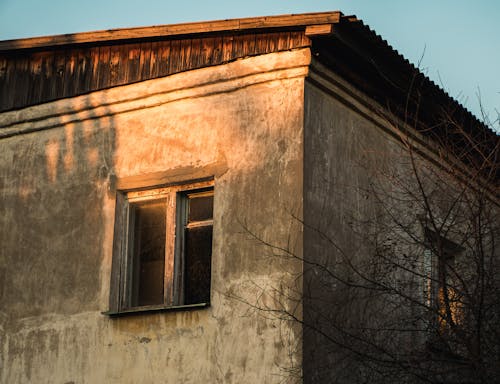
[188,194,213,222]
[131,200,166,306]
[184,225,212,304]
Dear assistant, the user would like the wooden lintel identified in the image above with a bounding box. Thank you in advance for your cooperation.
[305,24,333,37]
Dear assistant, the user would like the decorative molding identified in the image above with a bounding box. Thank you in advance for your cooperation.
[0,49,310,138]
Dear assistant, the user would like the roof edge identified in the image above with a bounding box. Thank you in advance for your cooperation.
[0,11,342,51]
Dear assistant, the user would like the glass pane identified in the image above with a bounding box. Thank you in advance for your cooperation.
[131,200,166,306]
[184,225,212,304]
[188,194,213,222]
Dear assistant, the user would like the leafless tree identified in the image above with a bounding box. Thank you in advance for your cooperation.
[233,88,500,384]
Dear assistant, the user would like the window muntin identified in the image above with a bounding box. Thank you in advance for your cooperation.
[110,181,214,314]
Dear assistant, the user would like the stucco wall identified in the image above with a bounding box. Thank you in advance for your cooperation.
[0,49,308,383]
[303,70,394,384]
[302,61,500,384]
[303,63,443,383]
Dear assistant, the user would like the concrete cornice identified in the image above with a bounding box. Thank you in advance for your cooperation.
[0,48,310,138]
[308,59,499,204]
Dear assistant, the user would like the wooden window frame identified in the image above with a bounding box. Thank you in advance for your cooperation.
[105,180,214,316]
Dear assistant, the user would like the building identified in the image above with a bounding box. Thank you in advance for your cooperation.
[1,12,498,384]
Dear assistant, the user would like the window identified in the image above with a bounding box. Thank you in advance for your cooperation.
[108,180,214,314]
[423,230,463,334]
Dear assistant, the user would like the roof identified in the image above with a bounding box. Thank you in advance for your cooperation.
[0,12,342,51]
[0,11,497,185]
[309,16,498,185]
[0,12,339,112]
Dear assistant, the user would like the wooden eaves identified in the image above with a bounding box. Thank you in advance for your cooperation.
[0,11,341,51]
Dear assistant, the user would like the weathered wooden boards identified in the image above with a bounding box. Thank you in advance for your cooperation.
[0,31,310,112]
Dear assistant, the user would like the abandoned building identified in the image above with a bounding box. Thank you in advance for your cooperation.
[1,11,498,384]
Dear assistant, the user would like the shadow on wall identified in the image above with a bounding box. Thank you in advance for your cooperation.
[0,93,116,320]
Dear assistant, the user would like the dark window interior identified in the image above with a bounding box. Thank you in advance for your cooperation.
[183,192,213,305]
[131,200,166,307]
[188,194,214,222]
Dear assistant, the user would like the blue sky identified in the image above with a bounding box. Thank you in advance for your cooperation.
[0,0,498,126]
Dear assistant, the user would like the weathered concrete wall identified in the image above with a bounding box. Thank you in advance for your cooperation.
[302,60,500,383]
[303,66,395,384]
[302,61,433,384]
[0,49,308,383]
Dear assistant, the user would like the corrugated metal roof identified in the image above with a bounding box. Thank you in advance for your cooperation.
[346,17,496,138]
[312,15,498,185]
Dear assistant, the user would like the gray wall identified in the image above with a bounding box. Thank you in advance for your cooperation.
[302,64,500,384]
[303,76,392,383]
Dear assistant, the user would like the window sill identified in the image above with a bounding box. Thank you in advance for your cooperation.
[102,302,209,317]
